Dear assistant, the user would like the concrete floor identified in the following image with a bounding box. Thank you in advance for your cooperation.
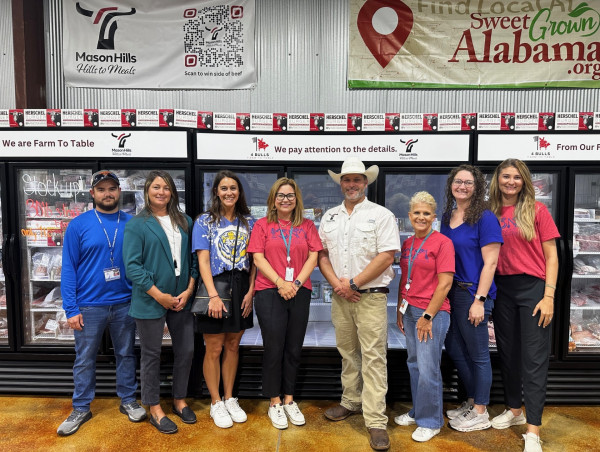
[1,396,598,451]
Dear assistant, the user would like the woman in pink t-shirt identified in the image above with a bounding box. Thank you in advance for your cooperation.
[394,191,455,443]
[247,177,322,430]
[488,159,560,452]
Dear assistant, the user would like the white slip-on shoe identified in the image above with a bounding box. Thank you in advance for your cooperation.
[412,426,440,442]
[394,412,416,426]
[492,409,527,429]
[523,432,543,452]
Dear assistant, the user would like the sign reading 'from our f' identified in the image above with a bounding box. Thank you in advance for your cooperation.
[349,0,600,89]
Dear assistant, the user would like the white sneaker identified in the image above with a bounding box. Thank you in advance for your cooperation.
[283,401,305,426]
[394,412,416,426]
[449,406,492,432]
[523,432,543,452]
[210,400,233,428]
[446,401,470,420]
[224,397,247,423]
[492,409,527,429]
[412,427,440,442]
[268,404,288,429]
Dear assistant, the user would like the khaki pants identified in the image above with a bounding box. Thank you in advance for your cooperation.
[331,292,388,429]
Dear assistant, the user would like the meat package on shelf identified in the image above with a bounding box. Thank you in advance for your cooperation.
[573,256,600,276]
[570,309,600,350]
[574,222,600,253]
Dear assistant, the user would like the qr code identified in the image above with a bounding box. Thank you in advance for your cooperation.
[183,6,244,67]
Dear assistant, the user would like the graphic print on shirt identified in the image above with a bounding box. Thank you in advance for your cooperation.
[216,225,249,266]
[269,226,305,242]
[499,216,520,237]
[401,247,429,261]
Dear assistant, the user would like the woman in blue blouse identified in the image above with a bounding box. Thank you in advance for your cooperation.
[192,170,256,429]
[440,165,503,432]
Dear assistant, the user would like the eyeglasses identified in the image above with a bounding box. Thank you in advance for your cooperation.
[452,179,475,187]
[91,170,119,187]
[276,193,296,201]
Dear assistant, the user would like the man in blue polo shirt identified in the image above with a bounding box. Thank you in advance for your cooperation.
[58,170,146,436]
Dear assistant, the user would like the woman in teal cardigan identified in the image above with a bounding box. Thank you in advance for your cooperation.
[123,170,199,434]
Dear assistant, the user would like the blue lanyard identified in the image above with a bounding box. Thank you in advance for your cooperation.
[94,209,120,267]
[278,223,293,266]
[406,230,433,289]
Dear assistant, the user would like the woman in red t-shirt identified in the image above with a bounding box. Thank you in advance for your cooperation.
[247,177,322,430]
[394,191,455,443]
[488,159,559,452]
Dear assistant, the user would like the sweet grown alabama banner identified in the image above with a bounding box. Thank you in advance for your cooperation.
[63,0,256,89]
[348,0,600,88]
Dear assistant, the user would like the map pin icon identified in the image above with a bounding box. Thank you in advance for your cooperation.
[357,0,413,68]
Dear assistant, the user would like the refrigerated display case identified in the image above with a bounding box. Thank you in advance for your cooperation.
[16,166,93,345]
[0,178,7,346]
[570,172,600,353]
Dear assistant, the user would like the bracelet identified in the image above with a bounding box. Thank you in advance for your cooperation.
[209,294,219,299]
[275,276,281,286]
[545,283,556,289]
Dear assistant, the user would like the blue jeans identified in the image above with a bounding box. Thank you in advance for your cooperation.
[445,285,492,406]
[404,304,450,429]
[73,301,137,411]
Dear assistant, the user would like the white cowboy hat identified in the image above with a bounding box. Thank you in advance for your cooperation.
[328,157,379,185]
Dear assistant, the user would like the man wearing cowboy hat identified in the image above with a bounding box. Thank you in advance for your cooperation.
[318,157,400,451]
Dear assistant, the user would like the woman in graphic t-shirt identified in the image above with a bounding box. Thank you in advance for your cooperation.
[248,177,322,430]
[488,159,559,452]
[191,170,256,429]
[394,191,455,443]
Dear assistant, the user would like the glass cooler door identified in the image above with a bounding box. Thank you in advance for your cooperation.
[570,172,600,354]
[108,167,188,347]
[0,178,7,345]
[199,167,282,347]
[290,169,344,348]
[482,169,560,350]
[17,166,93,346]
[383,170,449,349]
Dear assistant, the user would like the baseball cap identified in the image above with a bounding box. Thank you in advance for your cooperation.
[91,170,120,188]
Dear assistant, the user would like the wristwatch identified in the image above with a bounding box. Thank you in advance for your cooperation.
[294,279,302,288]
[349,278,359,291]
[422,313,432,321]
[475,294,486,302]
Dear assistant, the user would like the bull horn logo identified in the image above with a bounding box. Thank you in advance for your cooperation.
[76,2,136,50]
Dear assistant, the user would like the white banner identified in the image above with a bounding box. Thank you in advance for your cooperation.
[63,0,256,89]
[478,133,600,161]
[197,133,470,161]
[0,131,187,158]
[349,0,600,89]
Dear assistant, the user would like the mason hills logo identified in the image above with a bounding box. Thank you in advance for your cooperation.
[76,2,136,50]
[111,133,132,156]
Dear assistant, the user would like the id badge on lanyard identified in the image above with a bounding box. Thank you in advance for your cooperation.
[104,267,121,282]
[280,224,294,281]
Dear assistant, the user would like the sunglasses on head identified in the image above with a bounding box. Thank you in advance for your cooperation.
[91,170,119,186]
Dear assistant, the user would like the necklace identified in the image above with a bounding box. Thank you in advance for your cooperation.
[278,218,292,227]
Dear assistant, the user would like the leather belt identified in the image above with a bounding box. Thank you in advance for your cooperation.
[357,287,389,294]
[455,281,473,290]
